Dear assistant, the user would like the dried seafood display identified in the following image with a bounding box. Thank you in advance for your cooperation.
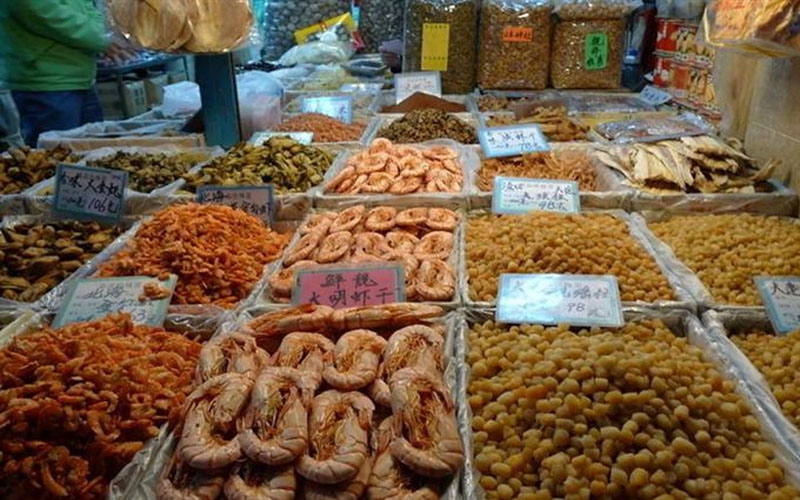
[467,212,675,302]
[476,95,539,112]
[477,151,598,192]
[182,138,334,194]
[269,205,459,302]
[0,145,75,194]
[485,107,590,142]
[0,314,201,499]
[98,203,290,308]
[377,109,478,144]
[467,318,800,499]
[158,303,462,499]
[707,0,800,56]
[0,220,122,303]
[595,136,779,194]
[325,140,464,195]
[274,114,367,143]
[86,151,207,193]
[649,214,800,306]
[594,115,710,143]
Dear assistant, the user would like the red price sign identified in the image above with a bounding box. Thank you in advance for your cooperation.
[292,263,405,309]
[503,26,533,43]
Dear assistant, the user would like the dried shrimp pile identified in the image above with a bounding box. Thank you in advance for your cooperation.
[485,107,589,142]
[467,319,800,499]
[98,203,290,308]
[477,151,598,192]
[0,314,201,499]
[649,215,800,306]
[159,304,463,500]
[270,205,459,302]
[467,213,675,303]
[274,113,366,143]
[325,139,464,195]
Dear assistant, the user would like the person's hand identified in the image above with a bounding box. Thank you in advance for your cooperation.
[103,41,138,66]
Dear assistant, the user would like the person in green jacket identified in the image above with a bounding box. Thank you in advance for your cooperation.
[0,0,110,146]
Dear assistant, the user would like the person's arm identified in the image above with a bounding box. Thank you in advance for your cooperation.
[9,0,109,53]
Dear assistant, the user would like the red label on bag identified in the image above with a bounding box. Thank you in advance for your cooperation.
[503,26,533,43]
[292,263,405,309]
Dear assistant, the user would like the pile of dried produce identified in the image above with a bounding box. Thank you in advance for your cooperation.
[485,107,589,142]
[325,139,464,195]
[649,214,800,305]
[596,136,778,194]
[377,109,478,144]
[0,220,122,303]
[477,95,536,112]
[270,205,459,302]
[0,314,201,499]
[87,151,207,193]
[467,318,799,499]
[98,203,289,307]
[158,304,463,500]
[0,145,75,194]
[477,151,598,192]
[182,138,334,194]
[381,92,467,113]
[274,113,366,143]
[467,212,674,302]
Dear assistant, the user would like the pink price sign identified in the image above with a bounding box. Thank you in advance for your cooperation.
[291,263,406,309]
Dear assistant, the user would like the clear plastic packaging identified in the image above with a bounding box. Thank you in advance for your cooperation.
[477,0,554,90]
[261,0,351,60]
[360,0,406,52]
[404,0,480,94]
[704,0,800,58]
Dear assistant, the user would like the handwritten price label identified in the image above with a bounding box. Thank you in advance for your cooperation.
[53,275,177,328]
[638,85,673,106]
[340,83,383,93]
[292,263,405,309]
[497,274,624,327]
[54,164,127,222]
[197,185,273,222]
[250,131,314,145]
[301,96,354,124]
[479,124,550,158]
[394,72,442,104]
[493,177,580,214]
[756,277,800,334]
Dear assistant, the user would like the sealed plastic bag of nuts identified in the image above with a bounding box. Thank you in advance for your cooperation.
[477,0,554,90]
[550,0,641,89]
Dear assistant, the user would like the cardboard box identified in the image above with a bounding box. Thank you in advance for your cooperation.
[122,80,148,117]
[96,81,125,120]
[168,71,188,84]
[144,73,170,107]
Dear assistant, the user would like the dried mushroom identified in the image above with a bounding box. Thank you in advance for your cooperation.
[0,146,76,194]
[87,151,206,193]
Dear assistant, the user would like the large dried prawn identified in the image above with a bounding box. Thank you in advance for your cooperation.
[296,390,375,485]
[196,333,270,383]
[223,462,296,500]
[156,452,225,500]
[237,367,313,465]
[246,304,334,339]
[271,332,335,391]
[323,329,387,391]
[389,368,463,478]
[330,303,443,331]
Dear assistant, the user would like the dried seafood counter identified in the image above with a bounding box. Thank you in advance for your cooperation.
[484,107,590,143]
[86,150,209,193]
[0,146,76,195]
[476,150,599,192]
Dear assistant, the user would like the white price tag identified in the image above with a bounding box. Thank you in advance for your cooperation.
[497,274,624,327]
[638,85,673,106]
[479,125,550,158]
[394,72,442,104]
[492,177,580,214]
[756,277,800,334]
[54,164,127,223]
[197,185,273,222]
[250,131,314,145]
[301,96,353,124]
[340,83,383,93]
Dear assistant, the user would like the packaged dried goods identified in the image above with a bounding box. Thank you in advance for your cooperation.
[648,214,800,306]
[0,313,201,499]
[283,92,377,117]
[404,0,480,94]
[86,150,208,193]
[98,203,290,308]
[477,0,554,90]
[182,138,334,194]
[360,0,406,51]
[325,140,465,195]
[0,220,122,303]
[477,150,598,191]
[268,205,460,303]
[467,212,675,303]
[567,93,657,113]
[274,113,367,143]
[381,92,468,113]
[465,317,800,499]
[261,0,351,59]
[0,145,75,194]
[705,0,800,57]
[593,114,712,143]
[377,109,478,144]
[485,106,590,142]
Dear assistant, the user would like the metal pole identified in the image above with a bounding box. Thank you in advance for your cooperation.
[195,54,242,147]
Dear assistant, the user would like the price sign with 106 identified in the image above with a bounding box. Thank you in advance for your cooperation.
[479,124,551,158]
[493,177,580,215]
[54,164,127,222]
[756,276,800,334]
[301,96,354,124]
[292,263,405,309]
[197,185,273,222]
[394,71,442,103]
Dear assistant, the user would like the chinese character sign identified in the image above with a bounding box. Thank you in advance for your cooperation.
[421,23,450,72]
[395,72,443,103]
[497,274,624,327]
[584,32,609,70]
[638,85,673,106]
[292,263,405,309]
[479,124,551,158]
[493,177,580,215]
[755,277,800,334]
[197,185,273,223]
[54,164,127,222]
[301,96,354,124]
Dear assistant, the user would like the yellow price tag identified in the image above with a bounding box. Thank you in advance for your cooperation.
[421,23,449,72]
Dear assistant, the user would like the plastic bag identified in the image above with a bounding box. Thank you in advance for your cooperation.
[161,81,201,118]
[360,0,406,52]
[704,0,800,58]
[278,27,355,66]
[553,0,642,20]
[477,0,553,90]
[107,0,256,54]
[261,0,351,60]
[404,0,480,94]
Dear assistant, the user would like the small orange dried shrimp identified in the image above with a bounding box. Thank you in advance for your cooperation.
[325,139,464,195]
[269,205,459,302]
[477,150,598,192]
[0,314,201,499]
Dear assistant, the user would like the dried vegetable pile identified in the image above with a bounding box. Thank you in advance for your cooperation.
[274,114,367,143]
[98,204,290,308]
[326,139,464,195]
[86,151,207,193]
[158,304,463,499]
[182,138,334,194]
[0,146,75,194]
[649,214,800,306]
[0,220,122,303]
[467,212,674,302]
[596,136,778,194]
[485,107,590,142]
[377,109,478,144]
[477,151,598,192]
[270,205,459,302]
[0,314,201,499]
[466,319,800,499]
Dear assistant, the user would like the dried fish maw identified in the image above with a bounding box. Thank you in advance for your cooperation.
[185,0,254,53]
[112,0,187,51]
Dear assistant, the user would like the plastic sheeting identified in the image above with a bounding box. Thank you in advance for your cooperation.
[37,121,204,151]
